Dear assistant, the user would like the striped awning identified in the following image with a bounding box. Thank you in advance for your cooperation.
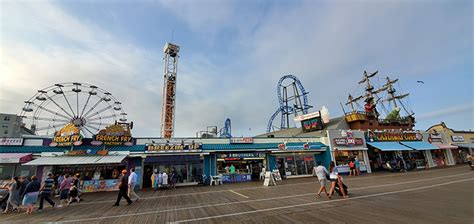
[23,155,126,166]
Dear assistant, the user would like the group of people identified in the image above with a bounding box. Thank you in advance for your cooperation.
[114,168,140,206]
[150,169,176,191]
[3,172,81,214]
[348,157,361,176]
[313,161,349,199]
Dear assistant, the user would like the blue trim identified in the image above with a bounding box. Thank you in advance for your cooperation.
[366,142,412,151]
[399,141,438,150]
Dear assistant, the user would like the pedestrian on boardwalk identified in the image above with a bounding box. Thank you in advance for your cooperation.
[313,161,330,198]
[3,177,22,213]
[113,170,132,206]
[151,170,159,192]
[67,184,80,205]
[58,174,71,207]
[328,161,348,199]
[128,168,140,201]
[19,176,29,199]
[38,173,56,211]
[349,159,356,176]
[355,157,361,176]
[229,164,236,182]
[22,175,40,214]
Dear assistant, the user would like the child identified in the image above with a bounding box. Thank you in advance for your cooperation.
[67,184,80,205]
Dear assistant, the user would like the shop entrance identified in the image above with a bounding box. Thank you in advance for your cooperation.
[142,165,154,188]
[275,153,315,177]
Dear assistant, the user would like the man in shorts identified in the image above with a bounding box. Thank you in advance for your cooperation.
[313,161,330,198]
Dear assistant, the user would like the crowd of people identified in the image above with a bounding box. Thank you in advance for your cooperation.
[2,172,82,214]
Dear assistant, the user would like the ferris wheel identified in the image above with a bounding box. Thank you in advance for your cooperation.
[19,82,127,137]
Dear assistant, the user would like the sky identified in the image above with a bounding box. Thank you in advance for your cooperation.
[0,0,473,137]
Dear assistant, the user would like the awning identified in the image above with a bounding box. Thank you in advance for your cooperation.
[454,143,474,149]
[23,155,126,166]
[400,141,438,150]
[433,143,458,150]
[366,142,412,151]
[0,153,32,164]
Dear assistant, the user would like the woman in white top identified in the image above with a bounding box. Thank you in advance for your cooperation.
[328,161,348,199]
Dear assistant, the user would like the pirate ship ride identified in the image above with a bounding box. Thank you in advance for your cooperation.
[343,70,415,130]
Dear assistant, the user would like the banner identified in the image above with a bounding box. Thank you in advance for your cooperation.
[0,138,24,146]
[366,130,423,142]
[230,137,253,144]
[146,143,202,152]
[81,179,120,193]
[64,149,109,156]
[50,123,82,147]
[92,124,134,146]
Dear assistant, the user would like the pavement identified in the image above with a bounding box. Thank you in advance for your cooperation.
[1,165,473,224]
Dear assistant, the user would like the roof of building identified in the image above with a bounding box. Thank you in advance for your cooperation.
[255,116,349,138]
[426,122,474,134]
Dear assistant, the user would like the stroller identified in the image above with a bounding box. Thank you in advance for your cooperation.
[334,181,349,197]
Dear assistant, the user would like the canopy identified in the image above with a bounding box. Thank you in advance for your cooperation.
[366,142,412,151]
[0,153,32,164]
[453,143,474,149]
[433,143,458,150]
[23,155,126,166]
[400,141,438,150]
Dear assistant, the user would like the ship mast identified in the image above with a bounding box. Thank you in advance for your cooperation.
[346,70,386,112]
[383,76,411,114]
[383,77,409,107]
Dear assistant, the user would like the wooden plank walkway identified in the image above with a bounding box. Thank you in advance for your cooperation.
[0,166,472,224]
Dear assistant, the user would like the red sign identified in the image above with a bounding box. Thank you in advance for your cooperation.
[334,138,364,146]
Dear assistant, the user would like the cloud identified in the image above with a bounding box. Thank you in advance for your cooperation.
[417,104,474,120]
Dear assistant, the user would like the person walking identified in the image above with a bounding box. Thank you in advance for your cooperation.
[113,170,132,206]
[22,175,40,214]
[3,177,22,213]
[354,157,361,176]
[128,168,140,201]
[58,174,71,207]
[67,183,80,205]
[328,161,348,199]
[19,176,29,198]
[229,164,236,182]
[38,173,56,211]
[313,162,330,198]
[151,170,159,192]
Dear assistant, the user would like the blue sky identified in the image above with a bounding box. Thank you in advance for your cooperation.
[0,0,472,137]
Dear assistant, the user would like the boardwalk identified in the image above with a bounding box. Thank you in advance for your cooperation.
[1,166,473,224]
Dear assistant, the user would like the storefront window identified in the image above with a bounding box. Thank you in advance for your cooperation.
[295,155,306,175]
[334,150,359,166]
[155,163,202,183]
[0,165,15,180]
[276,154,315,176]
[285,156,296,175]
[55,165,125,180]
[304,156,314,174]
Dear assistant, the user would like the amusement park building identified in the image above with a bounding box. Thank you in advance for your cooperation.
[258,116,460,173]
[427,122,474,164]
[0,135,329,191]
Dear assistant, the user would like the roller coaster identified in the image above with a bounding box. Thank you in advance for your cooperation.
[266,75,312,132]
